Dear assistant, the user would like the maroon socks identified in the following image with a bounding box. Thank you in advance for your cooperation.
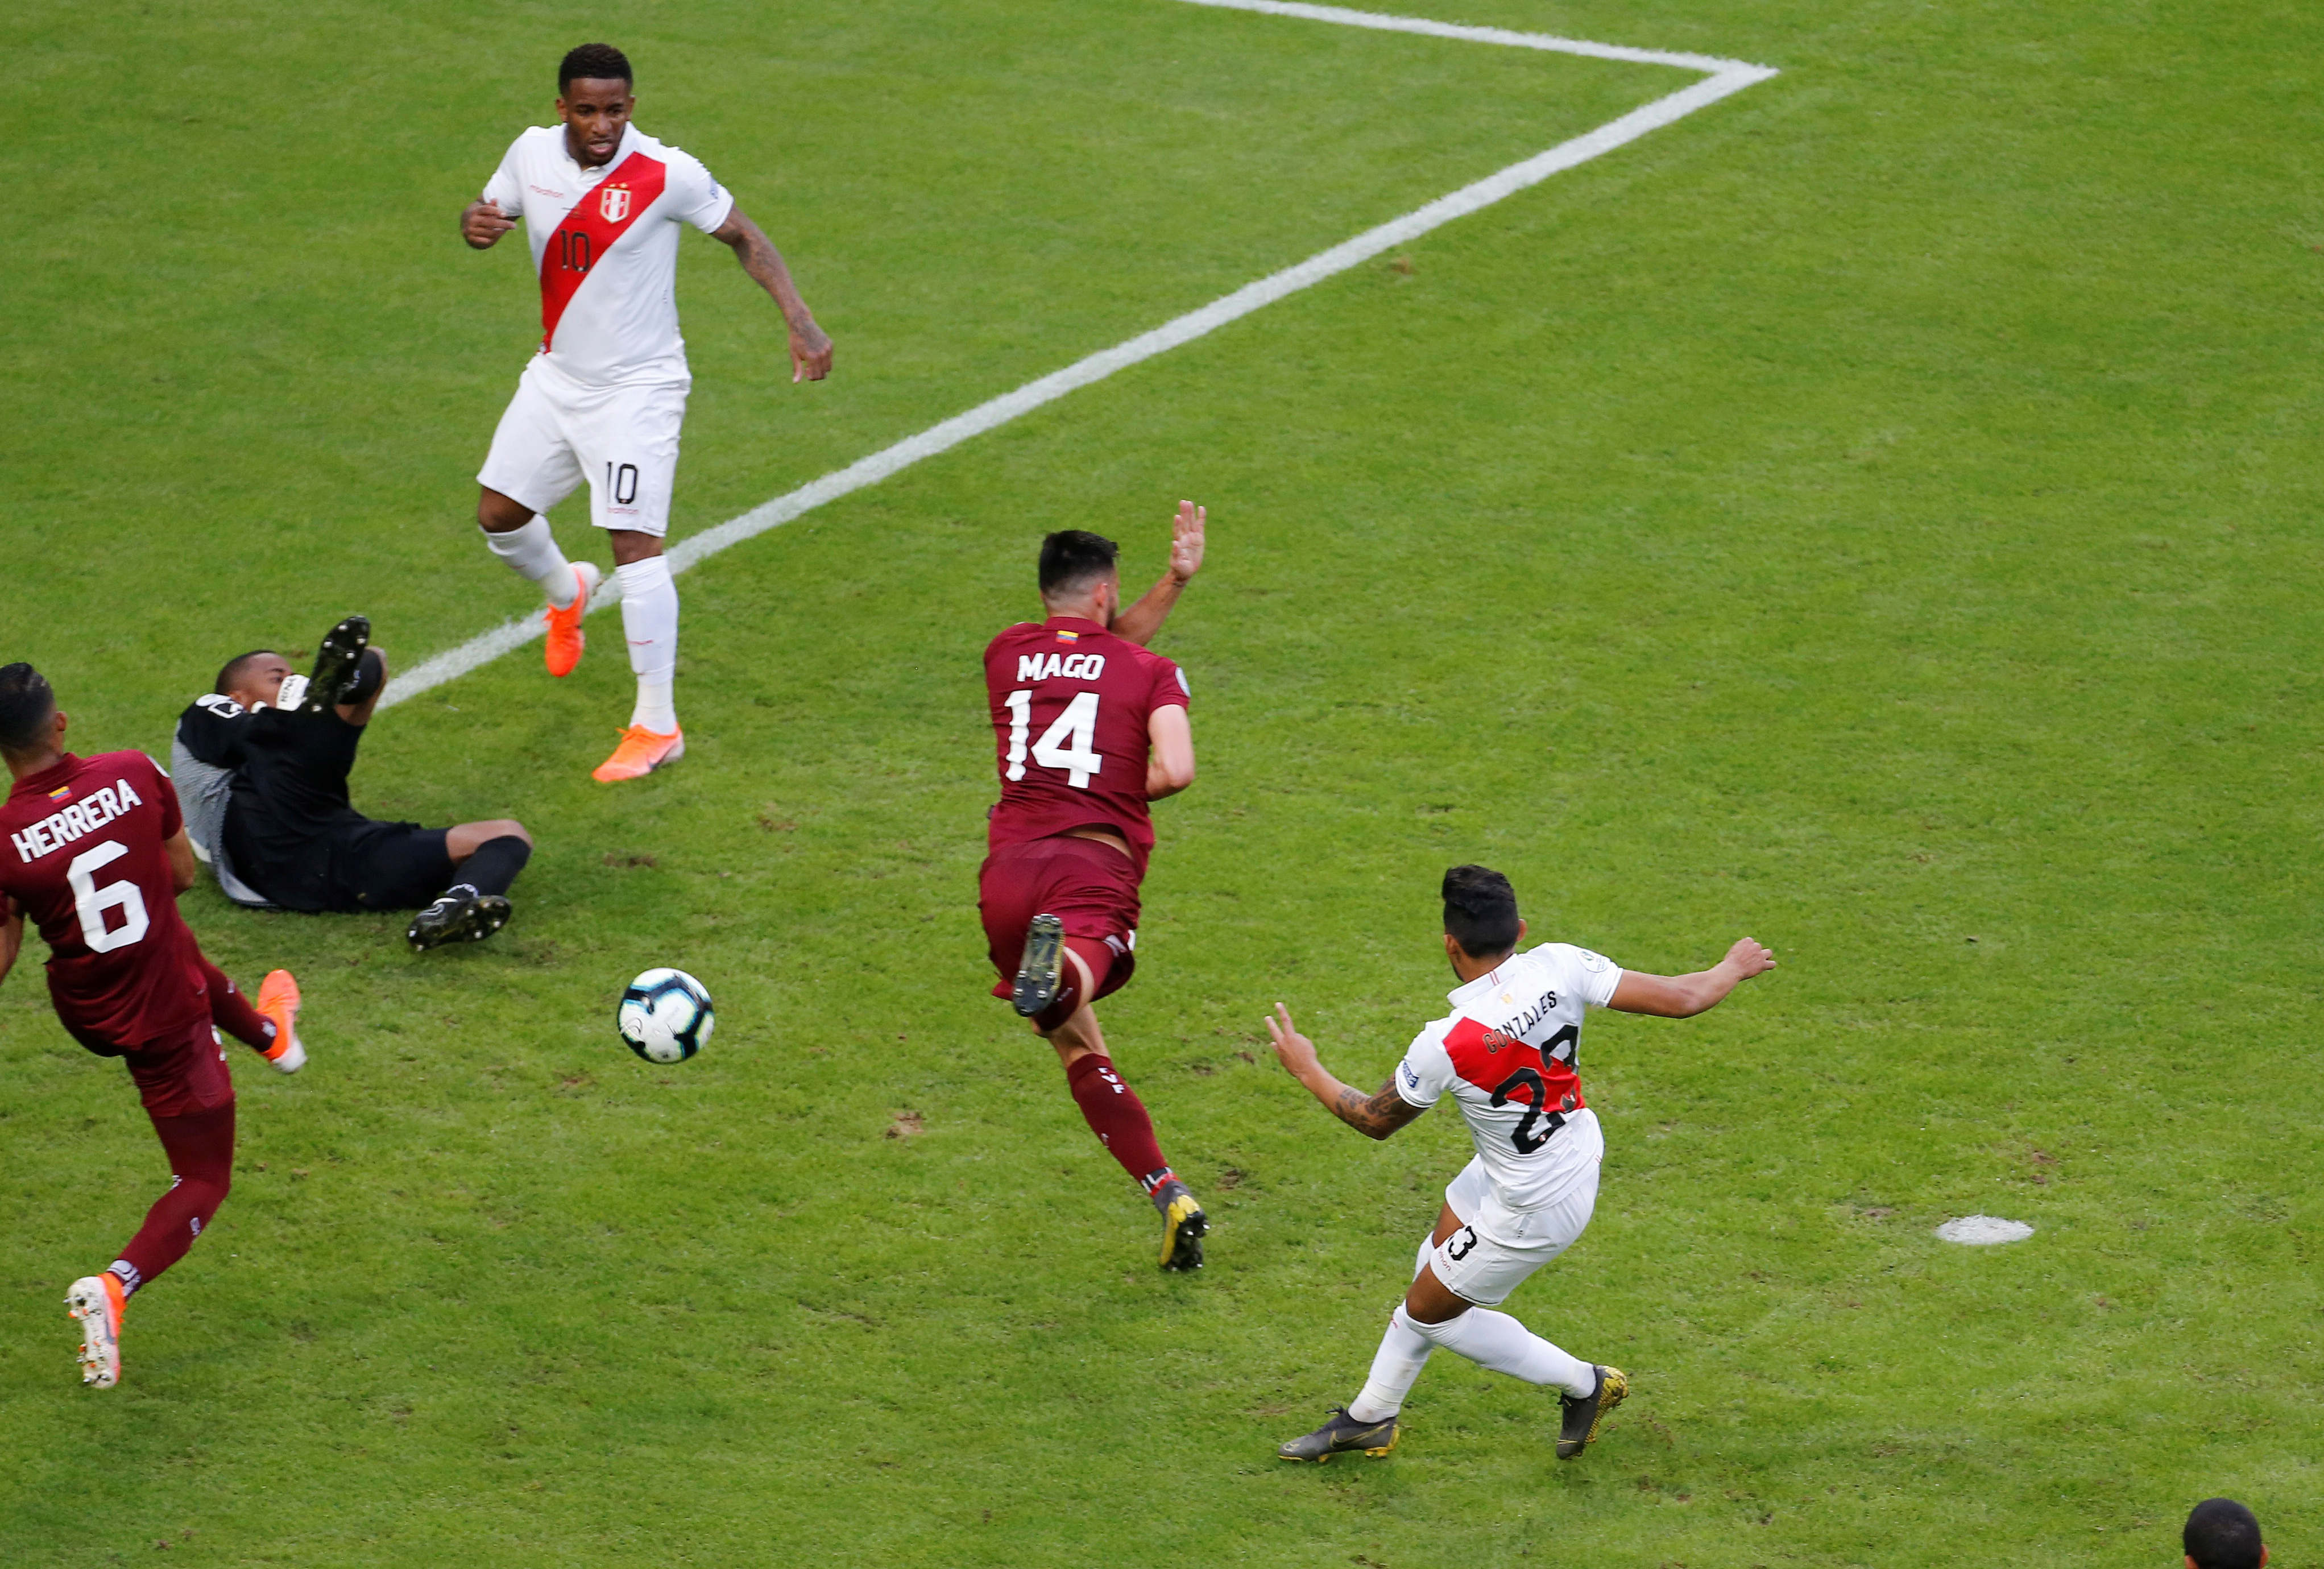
[1064,1053,1173,1194]
[113,1101,235,1295]
[199,959,275,1053]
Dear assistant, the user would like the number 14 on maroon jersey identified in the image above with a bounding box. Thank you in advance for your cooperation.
[983,616,1190,880]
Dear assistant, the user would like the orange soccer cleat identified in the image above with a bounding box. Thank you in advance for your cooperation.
[65,1273,126,1389]
[592,725,685,783]
[256,968,306,1074]
[544,561,603,678]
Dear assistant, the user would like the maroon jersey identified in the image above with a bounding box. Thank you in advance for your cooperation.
[984,615,1190,878]
[0,751,207,1053]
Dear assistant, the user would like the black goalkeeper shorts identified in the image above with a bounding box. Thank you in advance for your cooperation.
[327,821,454,912]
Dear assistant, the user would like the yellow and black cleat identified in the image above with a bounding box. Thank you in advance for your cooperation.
[1155,1182,1208,1271]
[1556,1364,1627,1459]
[1278,1406,1399,1463]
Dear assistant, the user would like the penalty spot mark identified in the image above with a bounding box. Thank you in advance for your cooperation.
[1934,1215,2033,1245]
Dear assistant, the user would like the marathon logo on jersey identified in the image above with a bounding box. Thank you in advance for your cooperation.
[598,184,632,222]
[1017,652,1107,683]
[10,777,144,863]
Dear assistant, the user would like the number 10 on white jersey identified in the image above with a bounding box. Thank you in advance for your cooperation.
[1004,690,1105,789]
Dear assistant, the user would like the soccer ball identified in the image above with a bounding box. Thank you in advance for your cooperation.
[616,968,714,1063]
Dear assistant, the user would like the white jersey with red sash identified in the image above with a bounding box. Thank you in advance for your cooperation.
[480,123,735,386]
[1393,942,1626,1212]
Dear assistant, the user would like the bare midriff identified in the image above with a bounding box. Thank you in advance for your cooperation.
[1062,825,1133,861]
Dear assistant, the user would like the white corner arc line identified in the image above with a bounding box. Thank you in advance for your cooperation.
[382,3,1775,710]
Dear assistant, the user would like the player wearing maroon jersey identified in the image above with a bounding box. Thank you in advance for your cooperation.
[1267,866,1774,1463]
[980,505,1208,1270]
[0,665,307,1389]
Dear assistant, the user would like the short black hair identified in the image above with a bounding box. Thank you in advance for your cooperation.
[1039,530,1120,599]
[2185,1498,2263,1569]
[560,43,633,92]
[216,650,275,698]
[1443,864,1520,959]
[0,663,57,755]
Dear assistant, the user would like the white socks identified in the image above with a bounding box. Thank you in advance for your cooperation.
[483,517,578,609]
[1348,1306,1434,1422]
[1345,1302,1597,1422]
[1423,1306,1597,1397]
[616,556,680,732]
[484,526,678,732]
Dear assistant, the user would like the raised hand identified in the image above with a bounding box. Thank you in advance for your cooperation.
[1167,499,1206,585]
[1265,1002,1318,1078]
[461,200,517,250]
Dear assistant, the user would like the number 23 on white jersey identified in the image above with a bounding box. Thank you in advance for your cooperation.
[1004,689,1104,789]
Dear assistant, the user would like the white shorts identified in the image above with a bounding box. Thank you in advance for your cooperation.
[1427,1154,1599,1307]
[478,358,689,537]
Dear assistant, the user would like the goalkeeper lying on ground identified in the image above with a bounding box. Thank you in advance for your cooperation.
[170,616,534,951]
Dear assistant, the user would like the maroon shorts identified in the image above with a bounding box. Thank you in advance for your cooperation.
[121,1016,235,1119]
[979,837,1142,1005]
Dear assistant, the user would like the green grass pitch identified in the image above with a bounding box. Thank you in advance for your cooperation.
[6,0,2322,1562]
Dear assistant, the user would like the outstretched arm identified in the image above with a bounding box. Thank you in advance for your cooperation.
[712,206,833,383]
[1110,501,1206,647]
[0,894,20,986]
[1266,1003,1428,1141]
[1608,937,1777,1017]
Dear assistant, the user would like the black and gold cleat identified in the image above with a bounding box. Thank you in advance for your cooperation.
[1012,912,1064,1017]
[1154,1179,1208,1271]
[405,891,512,952]
[1278,1406,1399,1463]
[293,615,372,714]
[1556,1364,1628,1459]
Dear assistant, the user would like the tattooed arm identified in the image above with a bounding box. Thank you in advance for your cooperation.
[1265,1003,1430,1141]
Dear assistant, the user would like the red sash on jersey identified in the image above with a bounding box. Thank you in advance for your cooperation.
[1444,1015,1586,1152]
[538,151,668,351]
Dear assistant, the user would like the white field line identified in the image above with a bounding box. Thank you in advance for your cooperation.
[382,4,1776,709]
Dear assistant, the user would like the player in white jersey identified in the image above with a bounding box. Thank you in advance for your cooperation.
[459,43,833,782]
[1266,864,1775,1463]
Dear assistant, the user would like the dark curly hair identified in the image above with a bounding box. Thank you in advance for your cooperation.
[560,43,633,92]
[2184,1499,2264,1569]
